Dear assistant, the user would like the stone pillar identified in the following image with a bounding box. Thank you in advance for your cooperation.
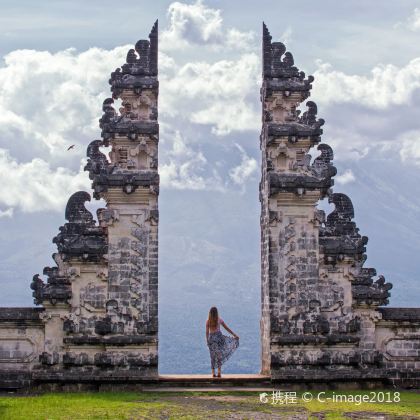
[89,20,160,376]
[260,23,331,376]
[259,24,392,384]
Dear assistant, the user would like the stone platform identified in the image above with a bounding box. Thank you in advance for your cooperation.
[155,374,271,389]
[0,372,393,393]
[148,374,386,392]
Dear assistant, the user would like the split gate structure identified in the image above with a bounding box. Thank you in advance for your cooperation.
[259,24,420,387]
[0,22,419,390]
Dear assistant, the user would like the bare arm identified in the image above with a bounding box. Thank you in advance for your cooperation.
[221,321,239,339]
[206,321,209,343]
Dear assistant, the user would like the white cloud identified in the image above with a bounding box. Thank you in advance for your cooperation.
[312,58,420,108]
[161,0,255,50]
[161,53,260,135]
[6,0,420,214]
[280,26,293,45]
[0,0,266,215]
[229,144,258,186]
[335,169,356,185]
[0,207,13,218]
[0,45,127,215]
[0,37,261,213]
[0,0,265,216]
[403,8,420,31]
[0,149,89,212]
[323,127,371,161]
[399,130,420,165]
[0,47,127,161]
[191,100,259,136]
[159,130,225,191]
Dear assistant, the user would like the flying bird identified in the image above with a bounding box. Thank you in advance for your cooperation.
[67,145,75,151]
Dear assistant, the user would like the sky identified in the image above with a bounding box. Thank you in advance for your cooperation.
[0,0,420,373]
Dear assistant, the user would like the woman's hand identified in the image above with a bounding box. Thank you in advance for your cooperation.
[233,334,239,340]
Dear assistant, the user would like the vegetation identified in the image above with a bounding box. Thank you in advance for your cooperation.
[0,390,419,419]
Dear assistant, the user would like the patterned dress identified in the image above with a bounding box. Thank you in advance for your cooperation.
[207,317,239,369]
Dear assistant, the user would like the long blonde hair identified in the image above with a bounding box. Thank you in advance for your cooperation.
[208,306,219,329]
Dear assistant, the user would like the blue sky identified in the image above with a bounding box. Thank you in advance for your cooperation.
[1,0,420,373]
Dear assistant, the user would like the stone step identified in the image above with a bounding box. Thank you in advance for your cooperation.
[142,386,274,392]
[154,374,272,388]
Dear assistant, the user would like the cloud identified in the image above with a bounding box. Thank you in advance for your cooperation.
[229,144,258,186]
[191,99,259,136]
[0,46,258,212]
[0,1,262,215]
[161,0,255,50]
[159,128,259,192]
[0,149,89,212]
[5,0,420,215]
[0,45,127,215]
[408,8,420,31]
[399,130,420,165]
[161,53,261,135]
[0,46,127,163]
[397,8,420,32]
[312,58,420,108]
[159,130,225,191]
[335,169,356,185]
[280,26,293,45]
[322,125,372,162]
[0,208,13,218]
[0,43,259,212]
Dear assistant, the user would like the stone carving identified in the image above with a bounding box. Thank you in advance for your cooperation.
[318,193,393,304]
[109,21,158,99]
[263,23,311,84]
[321,194,364,245]
[30,253,72,306]
[85,140,112,179]
[311,144,336,178]
[299,101,325,128]
[30,269,71,306]
[64,191,93,224]
[352,269,393,306]
[53,191,108,261]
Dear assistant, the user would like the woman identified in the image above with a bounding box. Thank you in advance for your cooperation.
[206,306,239,378]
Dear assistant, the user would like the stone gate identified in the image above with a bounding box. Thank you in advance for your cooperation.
[0,22,419,390]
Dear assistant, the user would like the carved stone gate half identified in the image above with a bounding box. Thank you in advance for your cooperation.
[259,23,419,387]
[0,22,160,388]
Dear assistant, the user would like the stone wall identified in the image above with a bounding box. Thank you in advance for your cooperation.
[377,308,420,387]
[0,308,44,389]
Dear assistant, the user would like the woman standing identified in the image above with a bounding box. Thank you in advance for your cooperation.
[206,306,239,378]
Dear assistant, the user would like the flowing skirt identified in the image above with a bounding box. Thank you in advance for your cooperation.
[207,330,239,369]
